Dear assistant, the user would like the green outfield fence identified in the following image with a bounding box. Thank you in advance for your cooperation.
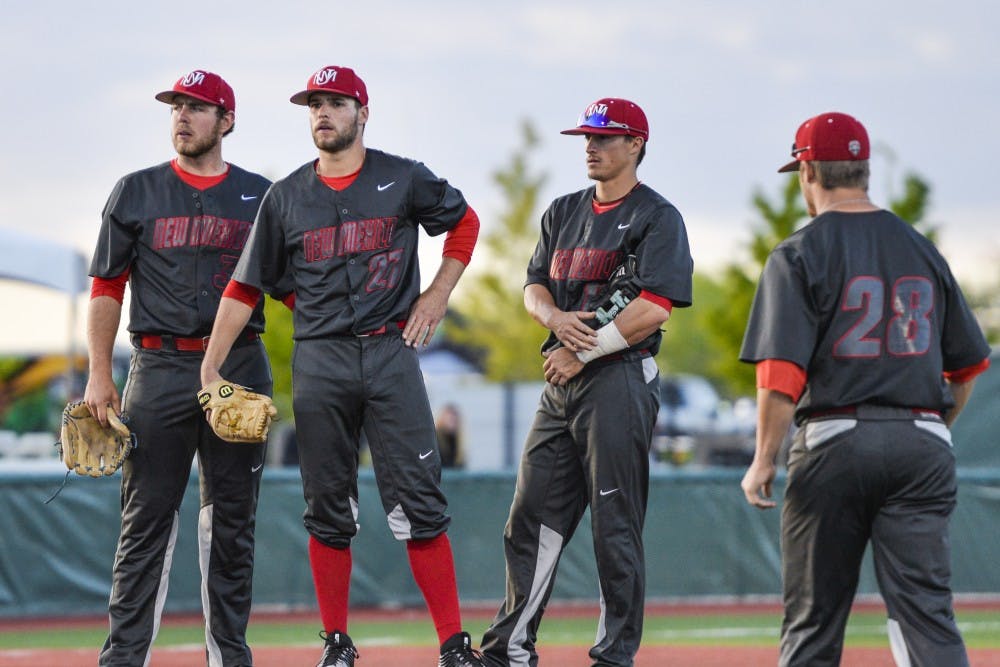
[3,465,1000,619]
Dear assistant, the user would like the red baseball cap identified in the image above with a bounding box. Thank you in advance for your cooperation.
[290,65,369,106]
[155,70,235,113]
[778,111,870,173]
[561,98,649,141]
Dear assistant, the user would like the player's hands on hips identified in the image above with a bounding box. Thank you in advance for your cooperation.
[84,372,121,428]
[404,285,448,348]
[741,459,777,509]
[547,309,598,353]
[543,347,584,386]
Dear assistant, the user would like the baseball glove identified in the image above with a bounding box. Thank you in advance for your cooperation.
[587,254,641,326]
[59,401,135,477]
[198,379,277,444]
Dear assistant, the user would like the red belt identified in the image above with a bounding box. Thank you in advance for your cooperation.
[357,321,407,337]
[134,331,259,352]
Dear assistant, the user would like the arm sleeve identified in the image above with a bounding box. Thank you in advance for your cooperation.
[756,358,808,402]
[222,279,262,309]
[442,206,480,266]
[943,356,990,384]
[639,290,673,314]
[90,270,130,304]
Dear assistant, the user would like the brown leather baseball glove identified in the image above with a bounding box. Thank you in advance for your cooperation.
[59,401,135,477]
[197,379,277,444]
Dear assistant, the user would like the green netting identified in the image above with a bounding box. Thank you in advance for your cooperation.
[3,465,999,618]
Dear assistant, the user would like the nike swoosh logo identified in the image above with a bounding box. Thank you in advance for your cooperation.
[599,488,619,496]
[419,450,433,460]
[377,181,396,192]
[241,194,258,201]
[617,223,630,230]
[251,463,264,473]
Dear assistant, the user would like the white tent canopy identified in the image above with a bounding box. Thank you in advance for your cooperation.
[0,227,88,295]
[0,227,90,355]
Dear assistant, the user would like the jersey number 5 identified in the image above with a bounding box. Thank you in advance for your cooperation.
[833,276,933,358]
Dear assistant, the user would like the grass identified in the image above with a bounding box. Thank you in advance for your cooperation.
[3,608,999,651]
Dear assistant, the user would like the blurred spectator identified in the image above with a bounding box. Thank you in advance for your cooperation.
[435,403,464,469]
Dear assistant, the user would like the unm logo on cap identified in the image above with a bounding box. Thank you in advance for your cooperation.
[314,67,338,85]
[848,139,862,157]
[587,102,609,117]
[181,71,207,88]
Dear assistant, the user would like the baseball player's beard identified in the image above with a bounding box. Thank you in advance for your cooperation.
[313,123,359,154]
[173,131,222,160]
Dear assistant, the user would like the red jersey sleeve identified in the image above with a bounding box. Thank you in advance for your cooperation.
[638,290,673,314]
[90,269,130,304]
[442,206,480,266]
[222,279,262,308]
[944,356,991,384]
[756,358,807,403]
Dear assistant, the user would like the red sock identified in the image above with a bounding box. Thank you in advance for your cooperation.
[406,533,463,644]
[308,536,351,634]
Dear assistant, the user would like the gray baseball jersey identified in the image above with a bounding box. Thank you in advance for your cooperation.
[740,209,989,422]
[233,148,467,336]
[740,208,989,667]
[89,160,272,667]
[525,184,693,355]
[90,162,270,335]
[483,183,693,666]
[231,148,469,549]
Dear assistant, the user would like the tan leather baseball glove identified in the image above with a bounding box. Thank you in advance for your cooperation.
[197,379,277,443]
[59,401,135,477]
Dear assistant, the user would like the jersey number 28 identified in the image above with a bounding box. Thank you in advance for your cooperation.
[833,276,933,358]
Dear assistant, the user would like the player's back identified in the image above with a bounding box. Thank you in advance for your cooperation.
[782,209,966,415]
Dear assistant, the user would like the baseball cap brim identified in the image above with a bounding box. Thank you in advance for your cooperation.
[289,90,367,106]
[777,159,801,173]
[289,90,313,106]
[155,89,223,109]
[560,127,636,137]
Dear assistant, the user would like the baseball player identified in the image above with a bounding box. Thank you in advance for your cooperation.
[479,98,693,667]
[739,111,991,667]
[199,65,485,667]
[84,70,273,666]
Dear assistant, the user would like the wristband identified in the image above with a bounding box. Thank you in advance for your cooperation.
[576,321,628,364]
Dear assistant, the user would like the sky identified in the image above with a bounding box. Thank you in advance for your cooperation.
[1,0,998,351]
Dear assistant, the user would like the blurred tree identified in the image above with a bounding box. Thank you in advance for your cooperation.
[450,120,549,381]
[889,173,937,243]
[703,174,807,396]
[657,273,726,378]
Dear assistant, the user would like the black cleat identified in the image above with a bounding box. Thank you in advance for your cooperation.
[438,631,486,666]
[317,630,359,667]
